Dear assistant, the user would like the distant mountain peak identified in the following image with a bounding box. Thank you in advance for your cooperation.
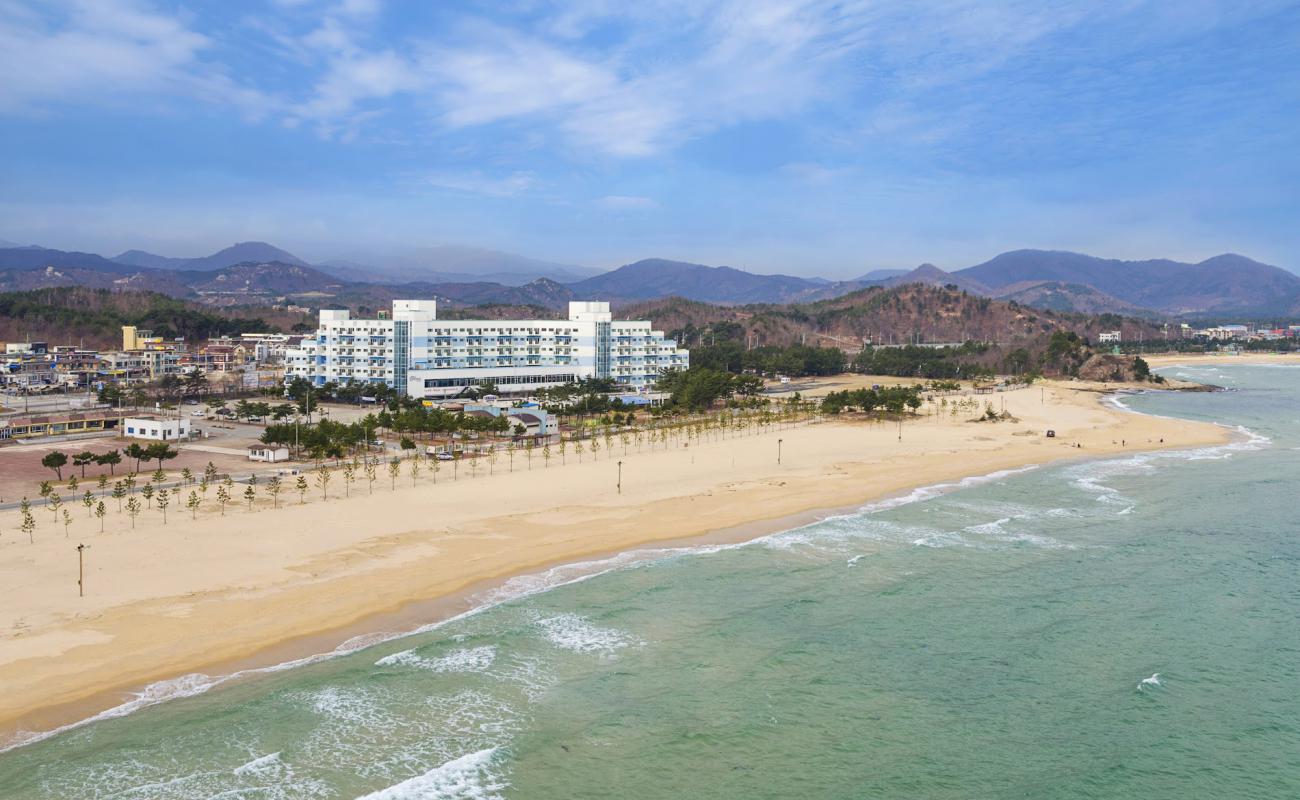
[112,241,309,271]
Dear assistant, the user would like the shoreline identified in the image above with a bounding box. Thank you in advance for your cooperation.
[0,379,1232,751]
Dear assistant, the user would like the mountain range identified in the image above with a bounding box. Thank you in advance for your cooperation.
[0,240,1296,318]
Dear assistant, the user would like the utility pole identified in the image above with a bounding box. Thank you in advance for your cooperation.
[76,543,89,597]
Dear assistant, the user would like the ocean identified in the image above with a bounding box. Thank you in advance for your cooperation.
[1,363,1297,798]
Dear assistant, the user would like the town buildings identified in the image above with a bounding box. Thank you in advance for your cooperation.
[284,300,689,399]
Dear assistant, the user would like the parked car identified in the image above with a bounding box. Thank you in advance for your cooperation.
[436,452,455,461]
[190,411,206,418]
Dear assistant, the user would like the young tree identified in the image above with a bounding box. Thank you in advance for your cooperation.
[409,457,421,486]
[388,457,400,490]
[41,451,68,480]
[243,484,256,511]
[156,489,170,524]
[180,467,193,485]
[204,461,219,485]
[97,473,109,492]
[342,462,355,497]
[72,450,97,478]
[126,497,141,528]
[590,439,601,461]
[295,475,308,504]
[558,439,567,465]
[19,498,35,543]
[215,484,231,515]
[187,490,201,519]
[365,461,377,494]
[82,490,95,517]
[141,484,154,509]
[315,466,332,500]
[542,444,552,469]
[61,508,73,538]
[96,449,122,475]
[266,476,282,509]
[46,490,62,521]
[95,501,107,532]
[67,475,79,492]
[112,481,126,511]
[152,468,166,485]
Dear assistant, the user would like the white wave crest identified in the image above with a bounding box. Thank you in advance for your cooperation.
[355,748,507,800]
[533,612,639,655]
[1139,672,1161,689]
[376,646,497,673]
[232,751,282,776]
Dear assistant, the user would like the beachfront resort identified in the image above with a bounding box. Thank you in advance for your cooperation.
[284,300,690,399]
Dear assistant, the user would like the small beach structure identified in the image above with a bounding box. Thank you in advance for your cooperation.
[247,444,291,463]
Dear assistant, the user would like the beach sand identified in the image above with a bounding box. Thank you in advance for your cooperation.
[0,379,1230,746]
[1145,352,1300,368]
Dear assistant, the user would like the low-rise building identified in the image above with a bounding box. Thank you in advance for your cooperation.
[247,444,291,462]
[0,410,119,441]
[123,416,191,441]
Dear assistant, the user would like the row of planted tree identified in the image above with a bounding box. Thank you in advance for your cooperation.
[8,400,822,544]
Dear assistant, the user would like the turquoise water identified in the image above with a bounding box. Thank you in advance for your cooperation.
[2,364,1298,798]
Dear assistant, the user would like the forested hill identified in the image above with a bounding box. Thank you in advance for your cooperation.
[0,287,314,349]
[621,284,1162,349]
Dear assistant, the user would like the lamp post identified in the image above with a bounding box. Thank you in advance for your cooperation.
[76,543,89,597]
[617,460,623,494]
[777,438,783,465]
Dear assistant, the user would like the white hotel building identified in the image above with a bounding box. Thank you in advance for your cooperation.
[284,300,689,399]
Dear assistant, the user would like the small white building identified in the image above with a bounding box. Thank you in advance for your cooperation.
[123,416,191,441]
[1098,331,1122,344]
[247,444,290,463]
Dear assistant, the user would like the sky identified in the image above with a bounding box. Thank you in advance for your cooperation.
[0,0,1297,278]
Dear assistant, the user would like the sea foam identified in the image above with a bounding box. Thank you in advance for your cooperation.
[532,612,640,655]
[376,646,497,673]
[355,748,507,800]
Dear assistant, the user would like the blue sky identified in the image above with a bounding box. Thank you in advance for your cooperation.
[0,0,1297,277]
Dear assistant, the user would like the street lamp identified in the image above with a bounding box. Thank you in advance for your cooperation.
[777,438,783,465]
[76,543,90,597]
[617,460,623,494]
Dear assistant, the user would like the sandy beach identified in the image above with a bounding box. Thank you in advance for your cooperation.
[0,379,1231,747]
[1145,352,1300,368]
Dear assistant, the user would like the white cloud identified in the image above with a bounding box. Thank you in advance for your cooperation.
[422,27,618,128]
[597,195,659,210]
[0,0,269,115]
[426,171,540,197]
